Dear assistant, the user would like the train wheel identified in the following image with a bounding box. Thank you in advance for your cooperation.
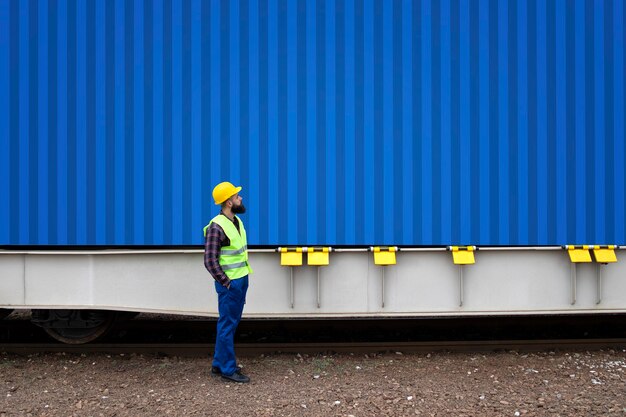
[0,309,13,320]
[31,309,117,344]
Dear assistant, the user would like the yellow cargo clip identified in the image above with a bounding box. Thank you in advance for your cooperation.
[370,247,397,266]
[279,247,303,266]
[591,245,617,264]
[565,245,592,263]
[449,246,476,265]
[306,247,330,266]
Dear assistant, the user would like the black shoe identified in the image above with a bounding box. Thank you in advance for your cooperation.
[211,366,242,375]
[221,372,250,383]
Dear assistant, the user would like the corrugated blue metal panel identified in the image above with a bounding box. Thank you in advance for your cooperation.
[1,0,625,246]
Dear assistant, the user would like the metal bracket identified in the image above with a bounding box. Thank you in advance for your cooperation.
[368,247,397,308]
[570,263,577,305]
[278,247,303,309]
[446,246,476,307]
[563,245,593,305]
[317,267,321,308]
[290,267,295,309]
[305,247,331,309]
[596,263,603,305]
[381,266,386,308]
[459,265,464,307]
[590,245,617,305]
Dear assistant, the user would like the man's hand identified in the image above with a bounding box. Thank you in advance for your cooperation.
[226,282,231,290]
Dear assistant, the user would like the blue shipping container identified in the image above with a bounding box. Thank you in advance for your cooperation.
[0,0,625,247]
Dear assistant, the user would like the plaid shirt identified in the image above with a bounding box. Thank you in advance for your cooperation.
[203,212,241,287]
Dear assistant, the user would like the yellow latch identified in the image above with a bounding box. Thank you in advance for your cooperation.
[592,245,617,263]
[370,247,397,265]
[307,247,330,266]
[565,245,592,263]
[449,246,476,265]
[279,247,303,266]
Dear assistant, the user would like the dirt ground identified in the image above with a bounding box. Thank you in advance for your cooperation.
[1,349,625,417]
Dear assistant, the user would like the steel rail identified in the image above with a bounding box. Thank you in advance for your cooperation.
[0,246,622,255]
[2,338,625,357]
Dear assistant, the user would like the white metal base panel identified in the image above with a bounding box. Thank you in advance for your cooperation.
[0,249,624,317]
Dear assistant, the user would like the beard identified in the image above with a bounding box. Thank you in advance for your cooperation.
[232,203,246,214]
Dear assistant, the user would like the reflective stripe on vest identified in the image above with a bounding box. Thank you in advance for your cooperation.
[204,214,252,280]
[220,245,248,256]
[221,261,249,271]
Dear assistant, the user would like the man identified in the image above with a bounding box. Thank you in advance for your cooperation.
[203,181,252,383]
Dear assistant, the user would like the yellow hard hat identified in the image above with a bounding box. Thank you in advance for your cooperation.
[212,181,242,205]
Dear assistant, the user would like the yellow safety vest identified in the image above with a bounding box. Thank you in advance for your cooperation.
[203,214,252,280]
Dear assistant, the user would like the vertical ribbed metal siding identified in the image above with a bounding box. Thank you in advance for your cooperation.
[1,0,625,246]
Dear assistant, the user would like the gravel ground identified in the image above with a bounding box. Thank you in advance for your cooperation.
[1,349,625,416]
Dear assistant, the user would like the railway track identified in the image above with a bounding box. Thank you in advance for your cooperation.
[2,338,626,357]
[3,315,626,356]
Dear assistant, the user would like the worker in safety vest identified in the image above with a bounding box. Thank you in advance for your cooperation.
[203,181,253,383]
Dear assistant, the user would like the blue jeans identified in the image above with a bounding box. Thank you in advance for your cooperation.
[212,275,248,376]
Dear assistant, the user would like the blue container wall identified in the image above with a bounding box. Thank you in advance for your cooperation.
[1,0,625,246]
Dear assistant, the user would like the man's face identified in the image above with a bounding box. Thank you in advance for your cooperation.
[229,194,246,214]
